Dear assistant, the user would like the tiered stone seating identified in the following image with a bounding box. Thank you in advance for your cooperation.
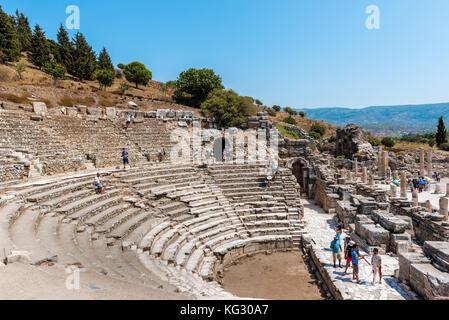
[45,115,147,168]
[0,150,28,183]
[0,110,85,174]
[122,119,176,162]
[3,160,304,298]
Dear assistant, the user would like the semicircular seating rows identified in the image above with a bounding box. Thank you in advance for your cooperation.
[1,160,305,297]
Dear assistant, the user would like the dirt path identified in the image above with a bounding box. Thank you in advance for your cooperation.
[222,251,324,300]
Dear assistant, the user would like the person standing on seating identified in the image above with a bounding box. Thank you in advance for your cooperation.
[122,148,130,169]
[125,112,132,129]
[351,244,362,284]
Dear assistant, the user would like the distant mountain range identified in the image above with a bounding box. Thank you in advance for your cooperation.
[298,102,449,137]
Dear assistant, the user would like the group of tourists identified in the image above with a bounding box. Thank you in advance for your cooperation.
[408,177,427,193]
[330,225,382,285]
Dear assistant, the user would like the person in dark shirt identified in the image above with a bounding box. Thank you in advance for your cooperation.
[122,148,130,169]
[343,240,355,276]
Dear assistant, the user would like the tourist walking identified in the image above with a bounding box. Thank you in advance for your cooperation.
[343,240,355,275]
[330,236,342,268]
[94,173,106,194]
[371,248,382,285]
[122,148,130,169]
[351,244,362,284]
[193,149,199,165]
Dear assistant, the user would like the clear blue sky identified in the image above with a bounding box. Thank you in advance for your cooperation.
[2,0,449,109]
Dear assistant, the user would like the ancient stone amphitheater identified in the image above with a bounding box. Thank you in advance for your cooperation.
[2,102,449,300]
[0,103,304,299]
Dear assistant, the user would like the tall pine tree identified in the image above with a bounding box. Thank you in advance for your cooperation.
[72,32,97,81]
[29,24,50,67]
[56,24,74,74]
[436,116,447,146]
[0,6,20,63]
[98,47,114,71]
[14,10,32,52]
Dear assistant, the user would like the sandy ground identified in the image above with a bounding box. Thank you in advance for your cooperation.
[222,251,324,300]
[0,263,191,300]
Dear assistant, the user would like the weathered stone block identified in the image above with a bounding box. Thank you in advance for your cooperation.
[32,102,47,116]
[423,241,449,272]
[410,263,449,299]
[398,252,430,283]
[355,220,390,246]
[87,107,102,115]
[105,107,116,118]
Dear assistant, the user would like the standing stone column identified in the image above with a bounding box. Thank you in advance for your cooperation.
[369,173,375,186]
[362,167,367,184]
[439,197,449,221]
[427,150,433,177]
[400,171,407,198]
[426,200,433,213]
[378,150,384,178]
[383,151,389,178]
[435,184,443,195]
[390,184,397,198]
[412,191,419,207]
[420,148,425,176]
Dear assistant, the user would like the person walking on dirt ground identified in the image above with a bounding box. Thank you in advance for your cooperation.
[122,148,130,169]
[371,248,382,285]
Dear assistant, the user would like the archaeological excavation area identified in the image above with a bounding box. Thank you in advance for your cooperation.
[1,103,449,300]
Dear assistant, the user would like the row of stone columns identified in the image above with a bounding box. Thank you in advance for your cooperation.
[419,148,433,176]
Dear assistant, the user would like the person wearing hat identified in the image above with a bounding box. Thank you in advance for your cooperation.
[330,236,342,268]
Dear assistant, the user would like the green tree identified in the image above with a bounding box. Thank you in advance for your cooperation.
[72,32,97,81]
[201,89,257,129]
[299,111,306,118]
[94,69,115,90]
[12,62,26,80]
[381,137,395,148]
[41,60,66,85]
[255,99,263,106]
[56,25,74,74]
[29,25,50,67]
[98,47,114,71]
[117,63,125,69]
[123,61,152,88]
[428,138,436,148]
[14,10,32,52]
[0,6,20,63]
[272,105,281,112]
[436,116,447,146]
[174,68,223,107]
[166,80,177,88]
[118,82,131,95]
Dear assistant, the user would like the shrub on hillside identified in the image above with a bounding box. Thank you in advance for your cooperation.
[381,137,395,148]
[283,116,297,125]
[299,111,306,118]
[310,124,326,137]
[368,135,380,146]
[266,107,276,117]
[123,61,152,89]
[284,107,297,116]
[272,105,281,112]
[308,131,322,140]
[428,138,436,147]
[439,142,449,151]
[328,135,337,143]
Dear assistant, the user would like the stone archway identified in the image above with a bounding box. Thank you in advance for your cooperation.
[286,157,310,192]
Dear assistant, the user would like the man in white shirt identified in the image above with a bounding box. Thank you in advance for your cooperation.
[94,173,106,194]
